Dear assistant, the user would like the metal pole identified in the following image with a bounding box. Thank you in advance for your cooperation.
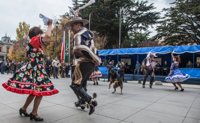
[89,13,91,30]
[119,8,121,49]
[193,53,195,68]
[68,30,70,65]
[137,54,139,75]
[55,26,58,58]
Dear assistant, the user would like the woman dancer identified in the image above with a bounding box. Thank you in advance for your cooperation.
[165,52,190,91]
[90,64,102,85]
[2,20,59,121]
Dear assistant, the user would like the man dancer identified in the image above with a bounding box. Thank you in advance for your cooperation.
[142,52,157,88]
[65,9,100,115]
[45,56,51,79]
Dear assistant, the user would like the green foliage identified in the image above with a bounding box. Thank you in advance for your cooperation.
[152,0,200,45]
[124,31,151,48]
[66,0,160,49]
[16,22,30,41]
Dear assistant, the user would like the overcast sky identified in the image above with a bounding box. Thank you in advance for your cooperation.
[0,0,174,40]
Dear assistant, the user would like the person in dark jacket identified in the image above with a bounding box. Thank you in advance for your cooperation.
[45,56,52,79]
[17,62,21,70]
[1,60,6,74]
[65,62,70,77]
[106,61,114,82]
[10,61,16,74]
[6,61,10,74]
[195,62,200,68]
[118,62,125,82]
[161,61,170,75]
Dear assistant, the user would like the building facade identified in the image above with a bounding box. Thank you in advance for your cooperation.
[0,34,14,61]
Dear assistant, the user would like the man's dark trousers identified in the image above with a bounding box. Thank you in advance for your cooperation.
[143,69,154,85]
[70,62,95,104]
[53,67,58,78]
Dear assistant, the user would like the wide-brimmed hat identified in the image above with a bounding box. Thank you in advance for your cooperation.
[65,17,89,27]
[149,52,157,57]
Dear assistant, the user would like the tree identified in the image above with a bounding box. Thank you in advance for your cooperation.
[66,0,160,49]
[16,22,30,41]
[8,22,30,62]
[152,0,200,45]
[124,31,151,48]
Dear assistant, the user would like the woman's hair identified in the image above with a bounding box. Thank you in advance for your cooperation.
[28,27,43,39]
[174,55,181,63]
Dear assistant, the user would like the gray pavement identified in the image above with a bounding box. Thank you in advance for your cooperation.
[0,74,200,123]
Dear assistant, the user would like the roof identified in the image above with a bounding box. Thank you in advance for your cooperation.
[98,45,200,56]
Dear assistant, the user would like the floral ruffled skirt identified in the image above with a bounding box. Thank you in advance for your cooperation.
[2,63,59,96]
[165,69,190,83]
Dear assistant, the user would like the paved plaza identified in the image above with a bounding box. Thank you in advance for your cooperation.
[0,74,200,123]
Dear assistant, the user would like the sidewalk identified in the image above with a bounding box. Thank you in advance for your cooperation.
[0,74,200,123]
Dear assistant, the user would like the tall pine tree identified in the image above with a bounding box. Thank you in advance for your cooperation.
[152,0,200,45]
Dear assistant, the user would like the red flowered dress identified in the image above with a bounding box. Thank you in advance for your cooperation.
[2,36,59,96]
[89,64,102,78]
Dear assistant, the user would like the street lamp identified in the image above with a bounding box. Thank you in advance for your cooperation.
[55,21,59,58]
[131,42,133,48]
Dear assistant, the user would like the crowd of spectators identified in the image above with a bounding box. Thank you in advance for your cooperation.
[100,59,200,76]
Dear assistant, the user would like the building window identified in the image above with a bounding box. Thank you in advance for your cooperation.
[0,47,1,52]
[7,47,9,53]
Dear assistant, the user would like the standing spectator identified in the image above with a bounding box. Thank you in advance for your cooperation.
[65,62,70,77]
[186,61,193,68]
[61,61,66,78]
[161,61,170,75]
[125,63,130,73]
[134,61,141,75]
[6,61,10,74]
[116,61,121,67]
[155,61,161,75]
[21,61,25,66]
[195,62,200,68]
[118,62,125,82]
[100,61,106,67]
[112,60,115,66]
[10,61,16,74]
[17,62,21,70]
[106,61,114,82]
[1,60,6,74]
[13,60,17,72]
[52,57,60,79]
[45,56,51,79]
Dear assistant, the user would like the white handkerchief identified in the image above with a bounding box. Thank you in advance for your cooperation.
[39,14,53,26]
[79,0,95,10]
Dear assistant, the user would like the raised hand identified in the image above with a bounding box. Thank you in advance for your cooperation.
[48,20,53,26]
[75,9,79,17]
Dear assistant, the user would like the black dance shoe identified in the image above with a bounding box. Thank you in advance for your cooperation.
[93,83,95,85]
[89,99,98,115]
[19,108,30,117]
[174,87,178,90]
[180,89,184,91]
[143,85,145,88]
[30,113,43,121]
[96,82,98,85]
[149,85,152,88]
